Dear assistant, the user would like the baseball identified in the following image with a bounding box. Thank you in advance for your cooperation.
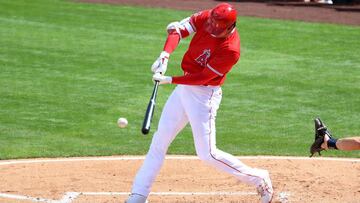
[117,117,128,128]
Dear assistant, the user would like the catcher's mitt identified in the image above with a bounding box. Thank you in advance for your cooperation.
[310,118,333,157]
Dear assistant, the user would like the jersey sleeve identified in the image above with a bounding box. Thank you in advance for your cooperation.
[167,17,195,39]
[163,11,209,54]
[163,17,195,53]
[206,50,240,76]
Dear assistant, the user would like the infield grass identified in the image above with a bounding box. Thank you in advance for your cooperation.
[0,0,359,159]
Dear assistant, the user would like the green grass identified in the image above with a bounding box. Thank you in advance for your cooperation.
[0,0,359,159]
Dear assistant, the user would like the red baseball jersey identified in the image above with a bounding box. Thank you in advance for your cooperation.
[171,10,240,86]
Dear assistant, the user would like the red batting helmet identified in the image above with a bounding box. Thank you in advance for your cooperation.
[206,3,237,38]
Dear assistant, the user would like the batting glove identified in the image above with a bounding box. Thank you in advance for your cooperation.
[151,51,169,74]
[152,73,172,84]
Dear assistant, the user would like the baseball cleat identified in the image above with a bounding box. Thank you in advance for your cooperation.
[257,170,274,203]
[125,193,148,203]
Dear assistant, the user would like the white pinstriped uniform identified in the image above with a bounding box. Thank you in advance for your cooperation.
[131,84,271,197]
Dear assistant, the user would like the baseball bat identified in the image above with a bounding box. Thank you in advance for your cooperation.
[141,81,159,135]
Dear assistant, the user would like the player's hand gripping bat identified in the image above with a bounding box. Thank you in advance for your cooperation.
[141,81,159,135]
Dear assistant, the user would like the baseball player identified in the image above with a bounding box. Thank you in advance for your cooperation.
[126,3,273,203]
[310,118,360,157]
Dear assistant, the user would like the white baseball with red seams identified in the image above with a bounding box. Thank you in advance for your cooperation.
[117,117,128,128]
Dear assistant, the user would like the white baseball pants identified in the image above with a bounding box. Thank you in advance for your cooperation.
[131,85,269,197]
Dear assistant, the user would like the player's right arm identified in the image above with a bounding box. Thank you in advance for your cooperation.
[163,11,208,53]
[151,13,205,75]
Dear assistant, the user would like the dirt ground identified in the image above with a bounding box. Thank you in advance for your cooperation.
[0,156,359,203]
[80,0,360,25]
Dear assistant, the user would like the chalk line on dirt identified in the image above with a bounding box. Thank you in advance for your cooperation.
[0,155,358,166]
[0,191,280,202]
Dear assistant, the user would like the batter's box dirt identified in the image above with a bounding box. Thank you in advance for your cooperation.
[0,156,359,203]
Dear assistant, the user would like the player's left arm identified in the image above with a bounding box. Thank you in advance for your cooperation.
[171,68,219,85]
[153,50,239,85]
[172,50,239,85]
[152,67,217,85]
[205,49,240,76]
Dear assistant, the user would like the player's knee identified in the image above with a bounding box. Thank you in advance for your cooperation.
[148,143,167,156]
[148,131,171,155]
[156,125,178,138]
